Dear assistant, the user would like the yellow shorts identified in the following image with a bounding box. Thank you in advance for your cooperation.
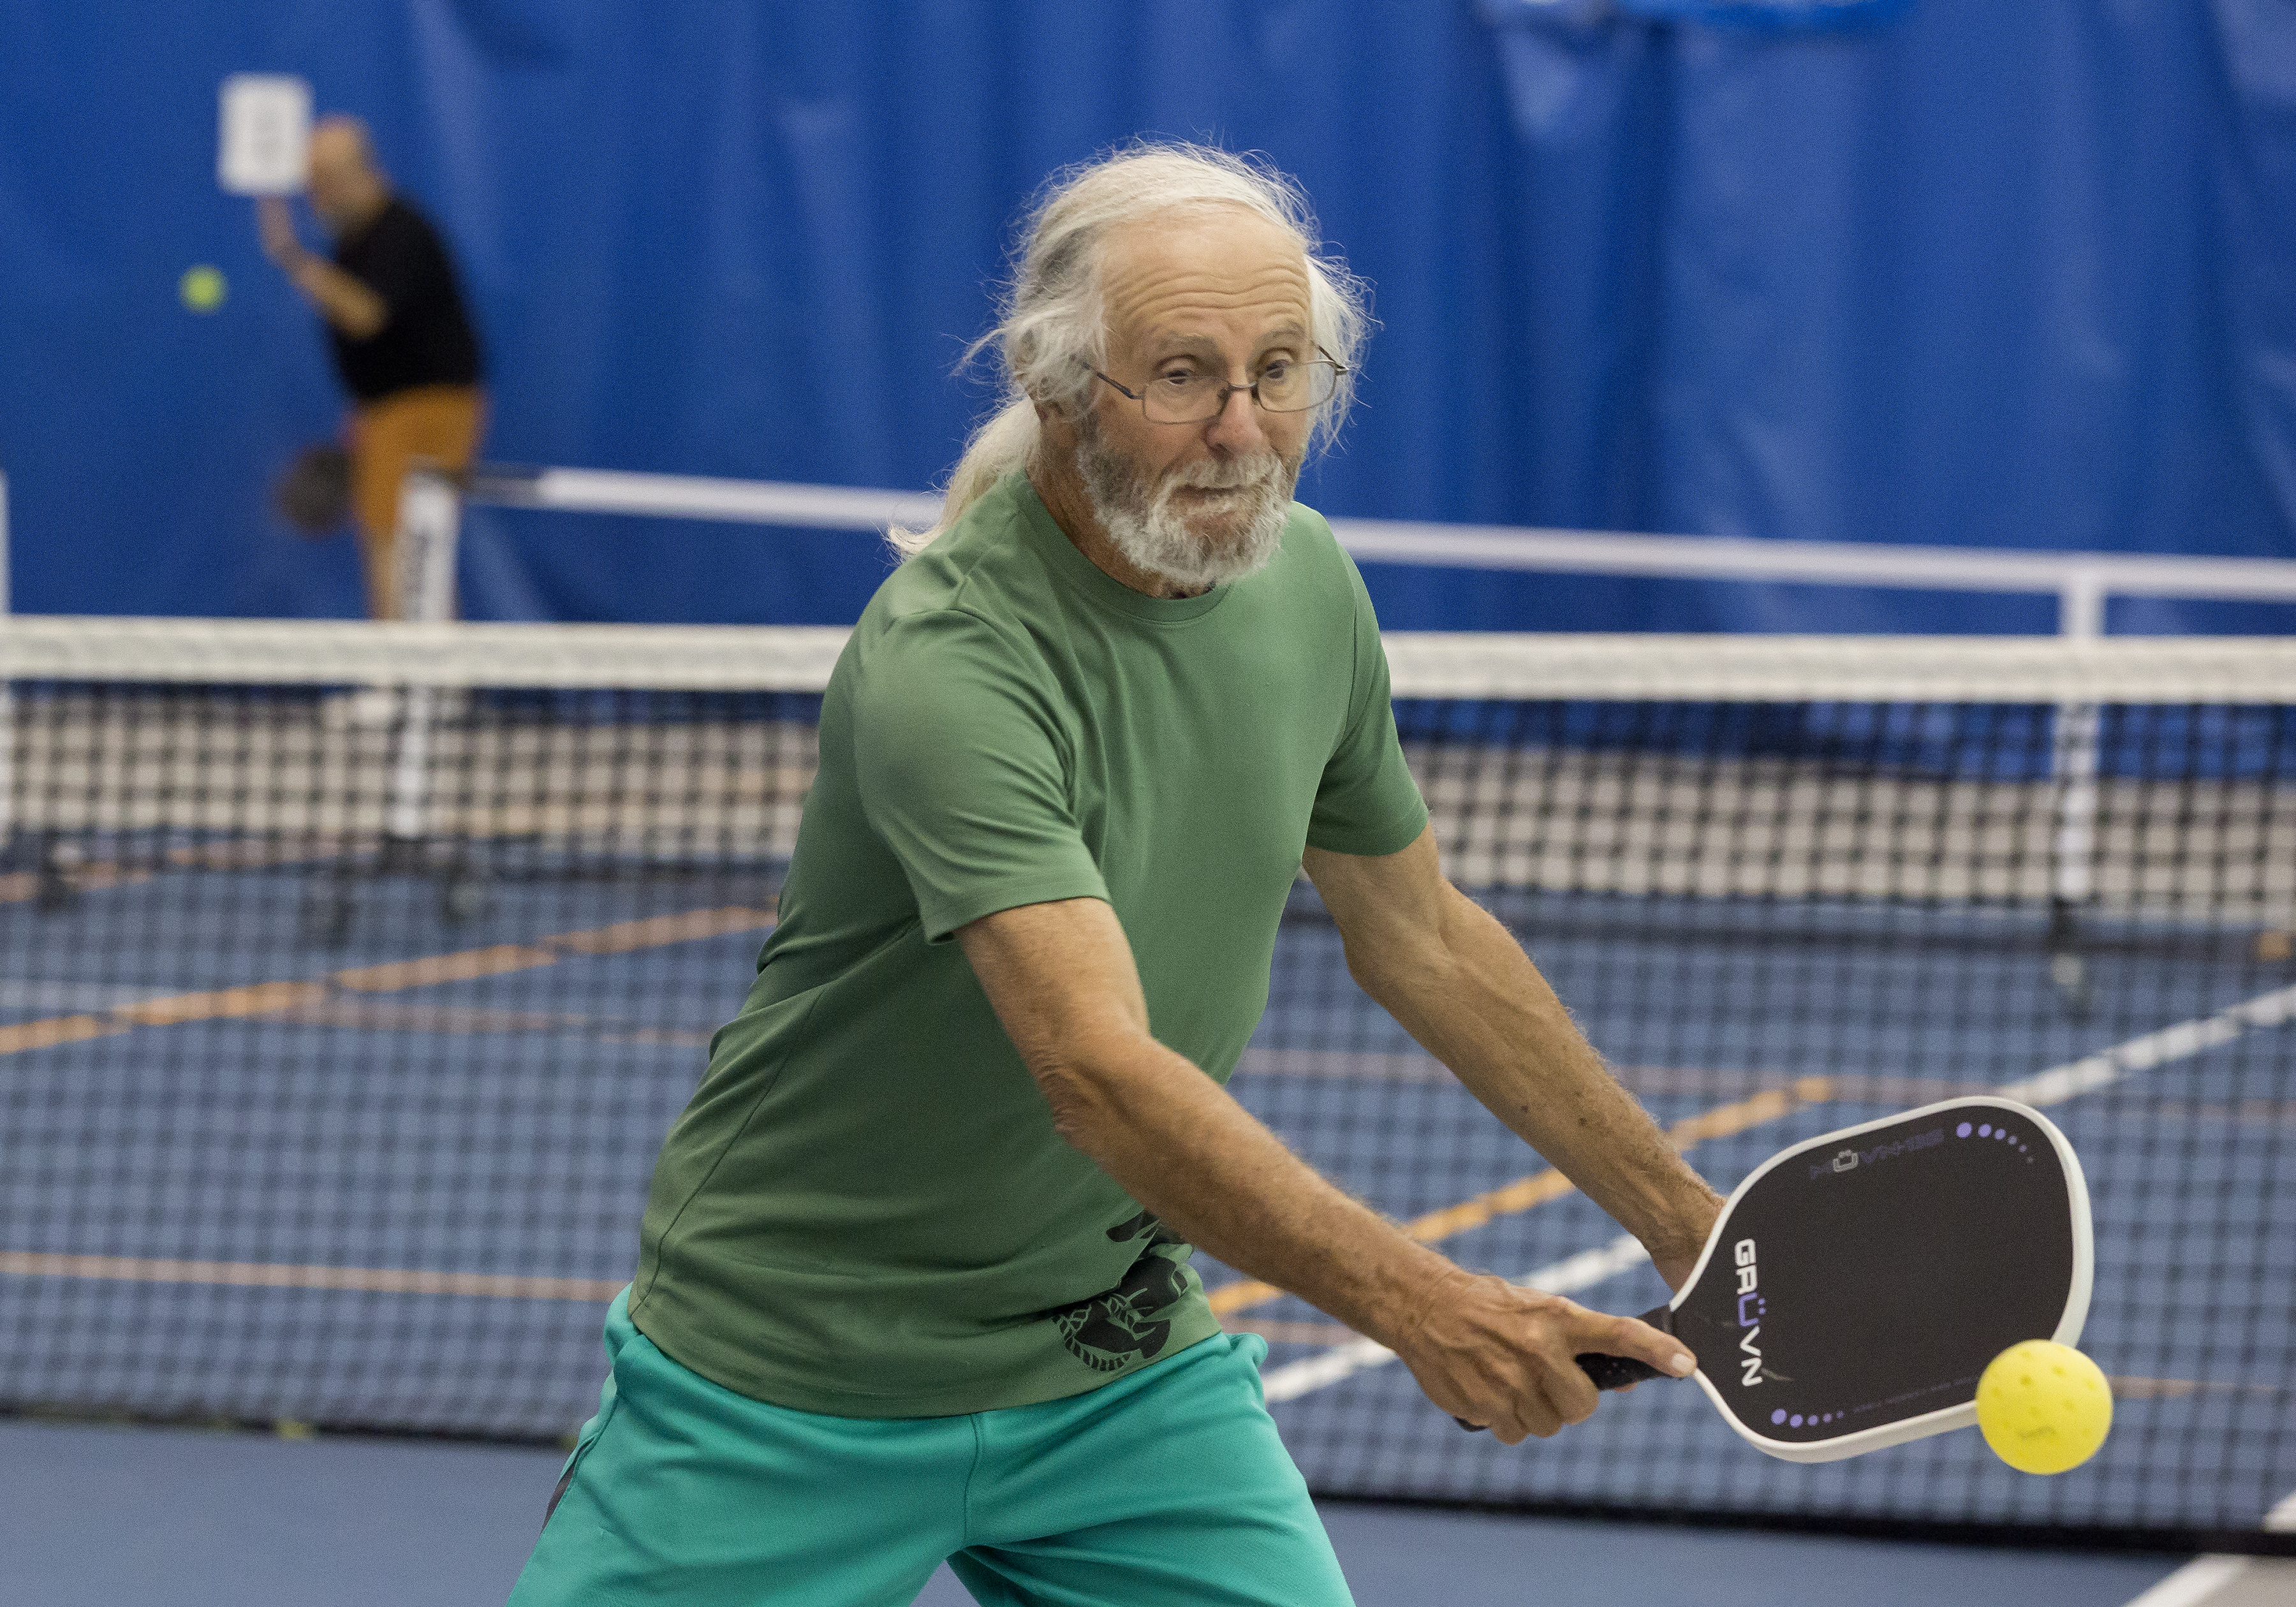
[348,384,485,619]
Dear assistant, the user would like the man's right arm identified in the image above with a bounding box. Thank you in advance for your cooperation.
[257,198,387,339]
[955,894,1696,1444]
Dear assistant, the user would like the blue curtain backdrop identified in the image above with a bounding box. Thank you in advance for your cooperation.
[0,0,2290,631]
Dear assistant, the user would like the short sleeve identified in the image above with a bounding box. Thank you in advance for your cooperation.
[1307,557,1429,857]
[850,611,1110,942]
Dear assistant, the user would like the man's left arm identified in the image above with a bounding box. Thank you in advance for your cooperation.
[1304,825,1723,1290]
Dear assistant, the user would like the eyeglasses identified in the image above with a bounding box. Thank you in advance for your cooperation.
[1087,350,1348,425]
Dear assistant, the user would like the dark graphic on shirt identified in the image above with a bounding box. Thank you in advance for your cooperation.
[1046,1211,1196,1374]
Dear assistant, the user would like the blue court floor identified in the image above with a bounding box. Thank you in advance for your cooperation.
[1,1417,2192,1607]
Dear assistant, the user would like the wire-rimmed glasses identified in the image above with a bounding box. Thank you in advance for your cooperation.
[1088,350,1347,424]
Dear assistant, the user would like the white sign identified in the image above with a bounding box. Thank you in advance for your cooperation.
[218,74,312,196]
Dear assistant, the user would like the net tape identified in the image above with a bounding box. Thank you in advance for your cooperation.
[0,616,2292,700]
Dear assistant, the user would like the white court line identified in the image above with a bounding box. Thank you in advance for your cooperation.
[2121,1559,2250,1607]
[1258,980,2296,1406]
[2119,1490,2296,1607]
[1998,984,2296,1108]
[1262,1234,1649,1404]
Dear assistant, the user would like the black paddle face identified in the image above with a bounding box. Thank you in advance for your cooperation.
[1669,1097,2087,1458]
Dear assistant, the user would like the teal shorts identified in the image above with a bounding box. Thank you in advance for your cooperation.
[508,1289,1353,1606]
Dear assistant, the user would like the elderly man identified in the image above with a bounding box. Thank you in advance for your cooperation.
[511,143,1721,1607]
[259,115,483,619]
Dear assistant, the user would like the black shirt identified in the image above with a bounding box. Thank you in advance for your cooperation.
[327,196,483,402]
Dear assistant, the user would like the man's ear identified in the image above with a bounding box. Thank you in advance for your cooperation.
[1033,393,1085,448]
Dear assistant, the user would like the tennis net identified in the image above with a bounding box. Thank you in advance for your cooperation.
[0,617,2289,1551]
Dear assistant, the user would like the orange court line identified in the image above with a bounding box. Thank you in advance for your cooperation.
[554,906,776,955]
[116,980,329,1026]
[0,904,776,1060]
[0,1012,130,1056]
[0,1251,623,1302]
[333,944,562,993]
[1205,1075,1836,1318]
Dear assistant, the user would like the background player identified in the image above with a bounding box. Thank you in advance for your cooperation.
[258,114,484,621]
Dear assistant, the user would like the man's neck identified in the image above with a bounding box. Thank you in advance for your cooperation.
[1027,456,1209,601]
[331,187,393,241]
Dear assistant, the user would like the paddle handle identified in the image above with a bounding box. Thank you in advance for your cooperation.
[1453,1303,1679,1431]
[1575,1350,1666,1390]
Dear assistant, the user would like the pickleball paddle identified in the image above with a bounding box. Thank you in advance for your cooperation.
[1464,1096,2093,1463]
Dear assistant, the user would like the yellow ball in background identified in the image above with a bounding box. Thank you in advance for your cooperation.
[1976,1339,2113,1474]
[179,264,228,314]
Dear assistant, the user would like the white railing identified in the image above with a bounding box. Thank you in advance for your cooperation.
[9,459,2294,637]
[463,464,2296,641]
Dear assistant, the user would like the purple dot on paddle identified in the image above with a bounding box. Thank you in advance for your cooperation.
[1790,1414,1804,1427]
[1772,1409,1787,1425]
[1978,1124,1992,1137]
[1957,1122,1972,1137]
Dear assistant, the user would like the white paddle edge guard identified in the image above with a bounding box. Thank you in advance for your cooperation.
[1670,1094,2094,1465]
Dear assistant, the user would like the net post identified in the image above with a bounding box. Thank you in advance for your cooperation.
[383,466,460,845]
[399,461,460,626]
[2048,573,2105,1000]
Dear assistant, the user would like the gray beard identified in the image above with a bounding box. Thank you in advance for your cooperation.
[1072,418,1297,591]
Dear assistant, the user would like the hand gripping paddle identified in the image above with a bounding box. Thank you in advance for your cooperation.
[1463,1096,2093,1462]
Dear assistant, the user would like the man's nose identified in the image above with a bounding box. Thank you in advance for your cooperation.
[1202,382,1270,456]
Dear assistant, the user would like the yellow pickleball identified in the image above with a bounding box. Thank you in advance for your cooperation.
[1976,1339,2112,1474]
[179,264,228,313]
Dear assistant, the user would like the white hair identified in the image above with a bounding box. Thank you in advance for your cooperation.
[889,142,1371,557]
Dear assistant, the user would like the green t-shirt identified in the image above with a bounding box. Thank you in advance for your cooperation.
[627,471,1429,1418]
